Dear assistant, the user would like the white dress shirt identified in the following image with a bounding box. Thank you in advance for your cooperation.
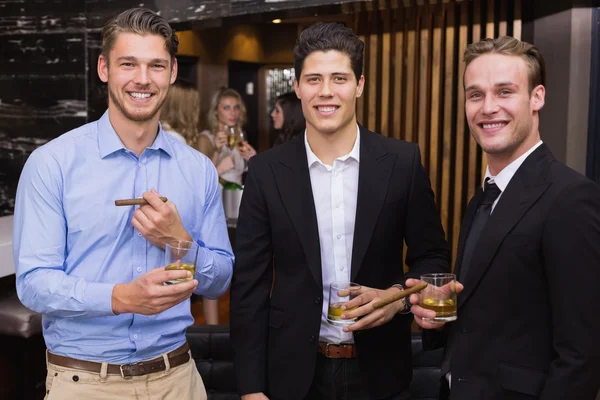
[484,140,543,213]
[305,126,360,344]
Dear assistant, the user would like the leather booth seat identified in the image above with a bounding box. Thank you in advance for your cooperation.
[0,291,46,400]
[186,324,444,400]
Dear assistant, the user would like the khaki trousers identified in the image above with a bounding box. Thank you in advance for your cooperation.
[44,352,207,400]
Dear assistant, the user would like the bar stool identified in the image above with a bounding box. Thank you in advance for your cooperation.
[0,291,45,400]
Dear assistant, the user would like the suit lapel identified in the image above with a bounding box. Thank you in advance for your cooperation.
[272,134,323,288]
[458,144,554,308]
[351,128,395,281]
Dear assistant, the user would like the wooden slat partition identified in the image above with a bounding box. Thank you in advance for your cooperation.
[350,0,522,264]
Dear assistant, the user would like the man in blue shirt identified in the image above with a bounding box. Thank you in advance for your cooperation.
[13,8,233,400]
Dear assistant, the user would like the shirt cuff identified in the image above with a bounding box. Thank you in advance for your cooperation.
[84,282,117,316]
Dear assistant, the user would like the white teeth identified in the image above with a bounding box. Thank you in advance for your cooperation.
[130,92,152,99]
[482,122,506,129]
[318,106,336,112]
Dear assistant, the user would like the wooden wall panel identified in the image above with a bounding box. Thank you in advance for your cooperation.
[351,0,522,264]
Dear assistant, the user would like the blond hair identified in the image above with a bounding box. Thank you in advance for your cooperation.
[205,87,247,135]
[160,83,200,143]
[464,36,546,92]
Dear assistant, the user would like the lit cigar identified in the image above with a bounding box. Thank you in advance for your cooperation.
[372,281,428,309]
[115,197,168,206]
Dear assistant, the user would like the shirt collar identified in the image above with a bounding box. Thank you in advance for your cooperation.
[304,124,361,168]
[484,140,543,192]
[97,110,174,159]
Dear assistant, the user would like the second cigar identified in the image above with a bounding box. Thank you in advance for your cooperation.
[372,281,428,309]
[115,197,168,206]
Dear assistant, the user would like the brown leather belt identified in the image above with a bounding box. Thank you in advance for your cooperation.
[47,342,190,378]
[318,342,358,359]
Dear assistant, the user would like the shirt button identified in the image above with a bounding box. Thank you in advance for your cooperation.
[339,265,344,271]
[133,334,139,339]
[136,267,142,272]
[337,234,341,240]
[138,232,142,236]
[336,203,341,208]
[138,163,143,168]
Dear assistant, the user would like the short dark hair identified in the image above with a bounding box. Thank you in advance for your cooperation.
[293,22,364,82]
[101,8,179,62]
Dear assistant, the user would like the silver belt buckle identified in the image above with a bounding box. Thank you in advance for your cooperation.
[119,363,133,379]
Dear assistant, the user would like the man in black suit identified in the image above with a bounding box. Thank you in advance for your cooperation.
[410,36,600,399]
[230,22,450,400]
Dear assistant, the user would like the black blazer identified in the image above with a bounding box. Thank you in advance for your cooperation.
[230,127,450,400]
[446,144,600,399]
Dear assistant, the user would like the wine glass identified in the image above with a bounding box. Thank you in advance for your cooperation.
[227,126,239,149]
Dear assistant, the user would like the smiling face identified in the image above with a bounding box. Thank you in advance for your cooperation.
[464,53,544,165]
[294,50,364,137]
[97,32,177,124]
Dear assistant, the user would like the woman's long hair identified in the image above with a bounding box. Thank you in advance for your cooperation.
[205,87,247,135]
[273,92,305,146]
[160,80,200,143]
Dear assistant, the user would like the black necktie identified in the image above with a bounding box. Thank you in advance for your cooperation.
[440,179,502,379]
[458,179,502,282]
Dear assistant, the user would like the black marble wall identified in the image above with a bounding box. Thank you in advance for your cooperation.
[0,0,359,216]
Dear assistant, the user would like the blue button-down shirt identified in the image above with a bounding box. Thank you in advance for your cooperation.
[13,110,234,363]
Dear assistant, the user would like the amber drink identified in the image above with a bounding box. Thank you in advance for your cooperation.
[419,273,457,322]
[164,240,199,285]
[327,282,361,326]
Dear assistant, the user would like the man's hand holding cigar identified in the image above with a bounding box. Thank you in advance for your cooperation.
[131,189,192,249]
[339,283,425,332]
[112,189,198,315]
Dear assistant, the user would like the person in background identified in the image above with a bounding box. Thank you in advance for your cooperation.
[13,8,233,400]
[270,91,306,147]
[160,79,200,144]
[160,79,222,326]
[198,87,256,185]
[410,36,600,400]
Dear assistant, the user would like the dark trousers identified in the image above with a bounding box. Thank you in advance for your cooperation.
[304,353,411,400]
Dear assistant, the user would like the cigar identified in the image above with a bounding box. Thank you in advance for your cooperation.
[114,197,168,206]
[372,281,428,309]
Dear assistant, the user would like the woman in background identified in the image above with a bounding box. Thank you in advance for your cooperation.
[270,91,306,147]
[160,81,199,144]
[160,80,221,325]
[199,87,256,185]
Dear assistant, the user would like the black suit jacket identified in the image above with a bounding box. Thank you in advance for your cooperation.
[230,127,450,400]
[445,144,600,399]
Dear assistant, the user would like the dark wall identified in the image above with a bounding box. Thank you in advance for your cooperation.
[0,0,358,216]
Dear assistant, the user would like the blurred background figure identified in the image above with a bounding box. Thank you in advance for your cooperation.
[270,91,306,147]
[199,87,256,185]
[160,79,200,145]
[160,80,221,326]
